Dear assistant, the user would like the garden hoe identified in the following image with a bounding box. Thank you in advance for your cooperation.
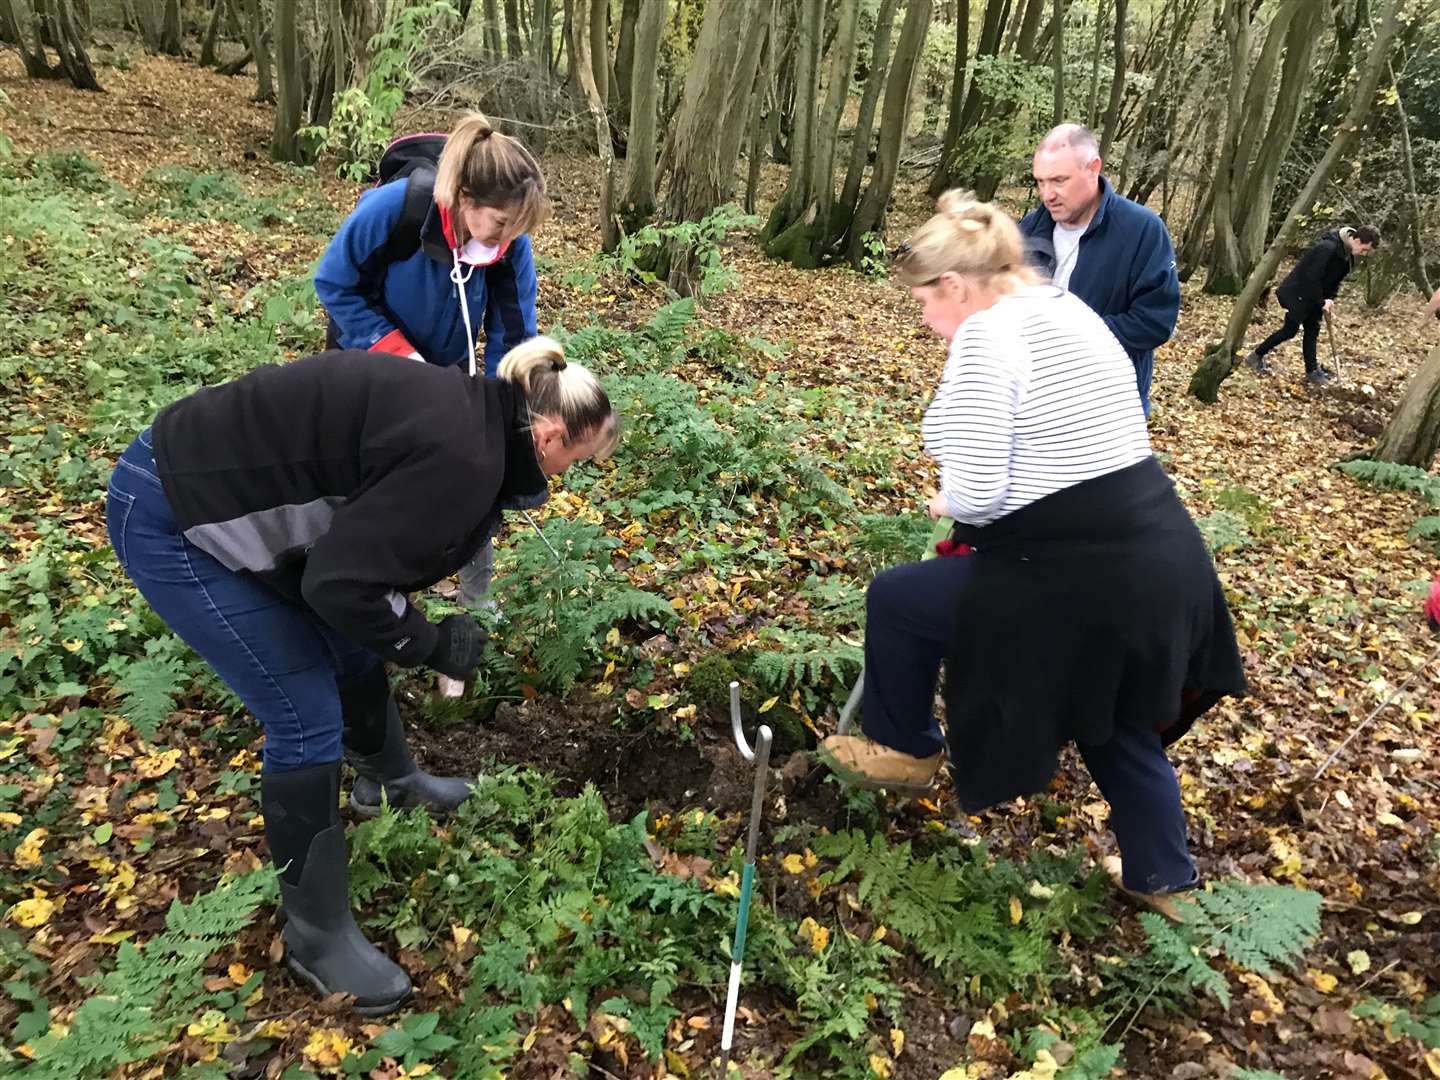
[719,681,773,1077]
[1324,308,1345,384]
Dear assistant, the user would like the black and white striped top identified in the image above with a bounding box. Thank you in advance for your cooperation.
[922,285,1152,526]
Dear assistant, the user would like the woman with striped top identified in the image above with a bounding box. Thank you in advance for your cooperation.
[821,192,1247,919]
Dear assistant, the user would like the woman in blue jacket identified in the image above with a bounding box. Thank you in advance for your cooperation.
[316,112,548,690]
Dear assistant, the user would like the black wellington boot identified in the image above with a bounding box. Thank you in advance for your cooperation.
[341,666,475,819]
[261,761,412,1016]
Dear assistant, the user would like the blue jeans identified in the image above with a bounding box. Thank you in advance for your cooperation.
[106,429,382,772]
[861,556,1196,894]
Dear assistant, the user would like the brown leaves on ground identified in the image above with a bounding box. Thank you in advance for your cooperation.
[4,45,1440,1080]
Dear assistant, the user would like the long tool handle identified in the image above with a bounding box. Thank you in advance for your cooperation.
[718,723,771,1075]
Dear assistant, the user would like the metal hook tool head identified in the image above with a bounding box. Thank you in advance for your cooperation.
[728,681,771,764]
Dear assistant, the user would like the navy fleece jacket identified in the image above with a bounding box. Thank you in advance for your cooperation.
[314,176,537,376]
[1019,177,1180,413]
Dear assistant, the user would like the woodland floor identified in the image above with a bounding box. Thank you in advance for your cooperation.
[4,48,1440,1080]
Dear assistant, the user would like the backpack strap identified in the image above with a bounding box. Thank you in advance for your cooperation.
[380,165,435,268]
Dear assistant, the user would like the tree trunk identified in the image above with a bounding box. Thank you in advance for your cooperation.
[614,0,638,115]
[200,0,225,65]
[0,0,56,75]
[1098,0,1125,159]
[1390,61,1433,298]
[1201,0,1256,296]
[1367,347,1440,467]
[504,0,523,58]
[1233,0,1320,269]
[760,0,822,249]
[1188,0,1403,403]
[1117,0,1193,192]
[159,0,182,53]
[270,0,304,160]
[765,0,859,267]
[745,25,771,216]
[586,0,608,111]
[42,0,100,89]
[1085,0,1105,127]
[482,0,502,57]
[1050,0,1063,124]
[847,0,933,267]
[841,0,900,214]
[617,0,664,237]
[531,0,552,75]
[132,0,161,48]
[240,0,272,99]
[570,0,618,250]
[655,0,770,293]
[927,0,968,196]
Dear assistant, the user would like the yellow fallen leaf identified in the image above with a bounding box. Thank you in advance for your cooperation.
[781,853,806,874]
[1009,896,1023,924]
[871,924,888,943]
[302,1027,351,1069]
[133,748,182,779]
[758,696,778,714]
[890,1027,904,1056]
[1424,1046,1440,1078]
[707,872,740,899]
[0,812,22,828]
[227,962,251,985]
[1377,812,1405,828]
[1011,1048,1061,1079]
[1397,911,1424,925]
[868,1053,892,1078]
[1347,949,1372,975]
[798,916,829,954]
[8,896,55,928]
[14,827,48,868]
[1308,968,1338,993]
[452,924,475,949]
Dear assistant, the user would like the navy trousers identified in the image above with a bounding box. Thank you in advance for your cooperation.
[861,556,1197,894]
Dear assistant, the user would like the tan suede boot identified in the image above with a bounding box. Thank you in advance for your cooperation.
[1101,855,1190,924]
[818,735,945,795]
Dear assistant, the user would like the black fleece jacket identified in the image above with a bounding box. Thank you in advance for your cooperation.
[152,350,546,666]
[1276,231,1354,313]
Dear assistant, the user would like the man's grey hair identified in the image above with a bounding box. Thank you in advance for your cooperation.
[1036,123,1100,165]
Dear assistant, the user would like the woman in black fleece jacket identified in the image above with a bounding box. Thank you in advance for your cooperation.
[105,338,615,1014]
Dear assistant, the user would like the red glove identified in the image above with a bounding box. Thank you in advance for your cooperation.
[934,539,974,558]
[1425,574,1440,631]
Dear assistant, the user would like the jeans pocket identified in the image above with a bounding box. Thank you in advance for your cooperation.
[106,486,136,572]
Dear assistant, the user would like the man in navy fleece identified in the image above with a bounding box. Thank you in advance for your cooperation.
[1019,124,1181,415]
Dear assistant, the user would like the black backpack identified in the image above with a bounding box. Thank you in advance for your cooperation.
[323,132,447,351]
[370,132,448,267]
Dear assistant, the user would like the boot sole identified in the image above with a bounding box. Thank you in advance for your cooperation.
[286,955,412,1017]
[349,793,457,820]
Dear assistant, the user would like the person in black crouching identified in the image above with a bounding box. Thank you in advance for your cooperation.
[105,338,616,1014]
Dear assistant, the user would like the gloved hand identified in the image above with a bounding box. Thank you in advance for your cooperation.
[1424,573,1440,631]
[427,614,487,679]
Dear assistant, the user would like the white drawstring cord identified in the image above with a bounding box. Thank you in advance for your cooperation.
[450,248,478,377]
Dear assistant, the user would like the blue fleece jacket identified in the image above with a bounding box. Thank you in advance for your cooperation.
[314,176,537,377]
[1019,177,1180,413]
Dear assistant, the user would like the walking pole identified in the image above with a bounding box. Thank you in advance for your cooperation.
[837,515,956,736]
[720,681,772,1076]
[1324,308,1345,383]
